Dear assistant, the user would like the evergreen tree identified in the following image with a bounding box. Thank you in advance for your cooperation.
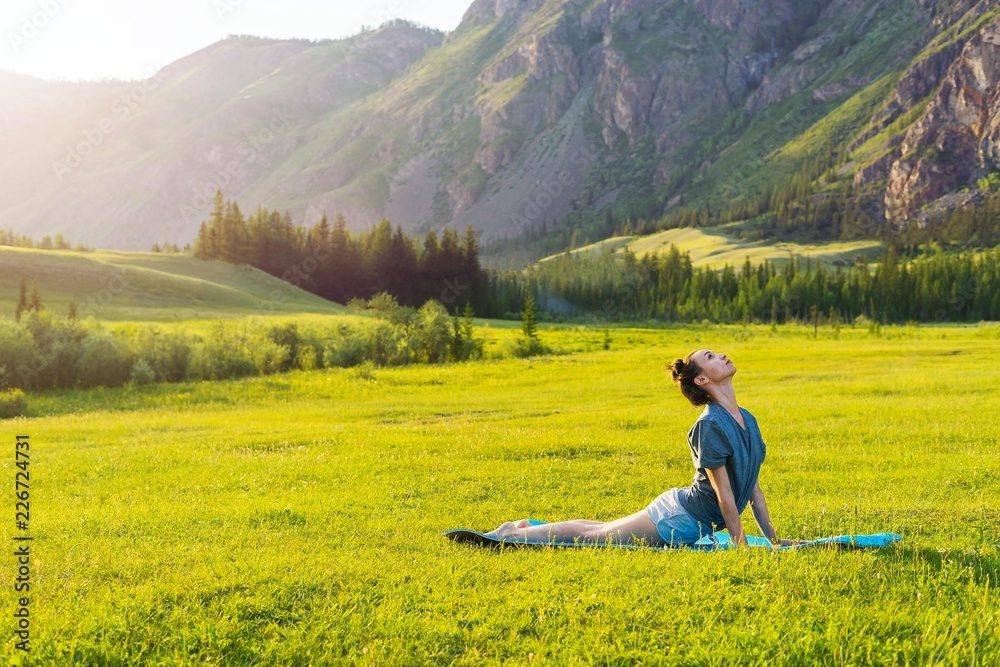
[449,317,464,361]
[327,213,354,303]
[521,291,538,340]
[28,280,43,312]
[14,276,28,322]
[461,301,475,343]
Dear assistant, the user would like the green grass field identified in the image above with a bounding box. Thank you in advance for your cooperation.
[2,321,998,665]
[0,247,344,322]
[540,225,884,270]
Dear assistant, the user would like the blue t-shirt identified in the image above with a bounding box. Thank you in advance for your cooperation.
[676,402,766,530]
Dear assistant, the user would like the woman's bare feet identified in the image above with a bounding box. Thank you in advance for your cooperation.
[492,519,532,538]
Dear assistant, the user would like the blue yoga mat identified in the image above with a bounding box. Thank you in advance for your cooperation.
[444,519,903,551]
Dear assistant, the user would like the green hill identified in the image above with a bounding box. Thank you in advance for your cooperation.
[0,247,344,321]
[539,225,884,270]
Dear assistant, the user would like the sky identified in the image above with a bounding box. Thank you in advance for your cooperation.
[1,0,473,82]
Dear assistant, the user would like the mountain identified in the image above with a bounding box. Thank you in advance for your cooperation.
[0,23,444,250]
[3,1,1000,255]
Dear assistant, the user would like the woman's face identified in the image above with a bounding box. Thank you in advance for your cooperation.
[692,349,735,385]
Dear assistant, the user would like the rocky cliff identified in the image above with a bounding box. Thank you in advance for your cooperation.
[885,9,1000,223]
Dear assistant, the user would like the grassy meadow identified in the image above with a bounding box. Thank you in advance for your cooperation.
[539,224,884,271]
[2,321,999,665]
[0,247,344,322]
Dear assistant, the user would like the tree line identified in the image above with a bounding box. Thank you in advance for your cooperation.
[510,244,1000,324]
[188,191,1000,324]
[192,191,487,312]
[1,229,82,251]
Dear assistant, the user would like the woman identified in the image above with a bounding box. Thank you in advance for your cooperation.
[492,348,799,548]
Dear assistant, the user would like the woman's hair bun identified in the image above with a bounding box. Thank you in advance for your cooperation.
[669,358,686,383]
[669,352,712,407]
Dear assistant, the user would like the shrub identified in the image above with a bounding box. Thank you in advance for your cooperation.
[366,292,400,317]
[249,338,290,375]
[49,337,85,388]
[414,300,451,363]
[350,360,377,381]
[295,345,319,371]
[264,323,300,372]
[189,326,256,381]
[502,335,551,358]
[0,322,38,390]
[75,331,130,388]
[130,358,156,386]
[129,327,192,382]
[0,388,27,419]
[364,319,402,367]
[323,331,366,368]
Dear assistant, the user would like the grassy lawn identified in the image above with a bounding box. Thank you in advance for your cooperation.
[2,322,998,664]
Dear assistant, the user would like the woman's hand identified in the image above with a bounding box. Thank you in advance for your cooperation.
[777,538,811,547]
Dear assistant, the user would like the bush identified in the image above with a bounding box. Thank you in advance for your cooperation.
[75,331,131,388]
[129,327,192,382]
[502,335,552,358]
[364,319,403,367]
[350,360,377,381]
[130,358,156,385]
[249,338,290,375]
[413,300,451,363]
[0,322,38,390]
[366,292,400,317]
[295,345,319,371]
[189,325,256,381]
[323,331,366,368]
[264,323,300,372]
[0,388,27,419]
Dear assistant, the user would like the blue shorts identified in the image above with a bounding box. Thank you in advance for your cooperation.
[645,488,713,546]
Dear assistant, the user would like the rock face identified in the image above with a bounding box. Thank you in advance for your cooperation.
[886,13,1000,224]
[588,0,784,174]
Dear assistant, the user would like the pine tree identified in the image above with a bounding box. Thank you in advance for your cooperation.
[521,291,538,340]
[461,301,475,343]
[14,276,28,322]
[449,317,464,361]
[28,280,42,313]
[328,213,353,303]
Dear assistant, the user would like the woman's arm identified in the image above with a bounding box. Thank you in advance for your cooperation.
[750,482,807,546]
[748,481,778,543]
[705,466,747,547]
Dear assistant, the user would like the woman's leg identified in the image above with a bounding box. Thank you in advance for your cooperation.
[496,509,665,546]
[490,518,603,535]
